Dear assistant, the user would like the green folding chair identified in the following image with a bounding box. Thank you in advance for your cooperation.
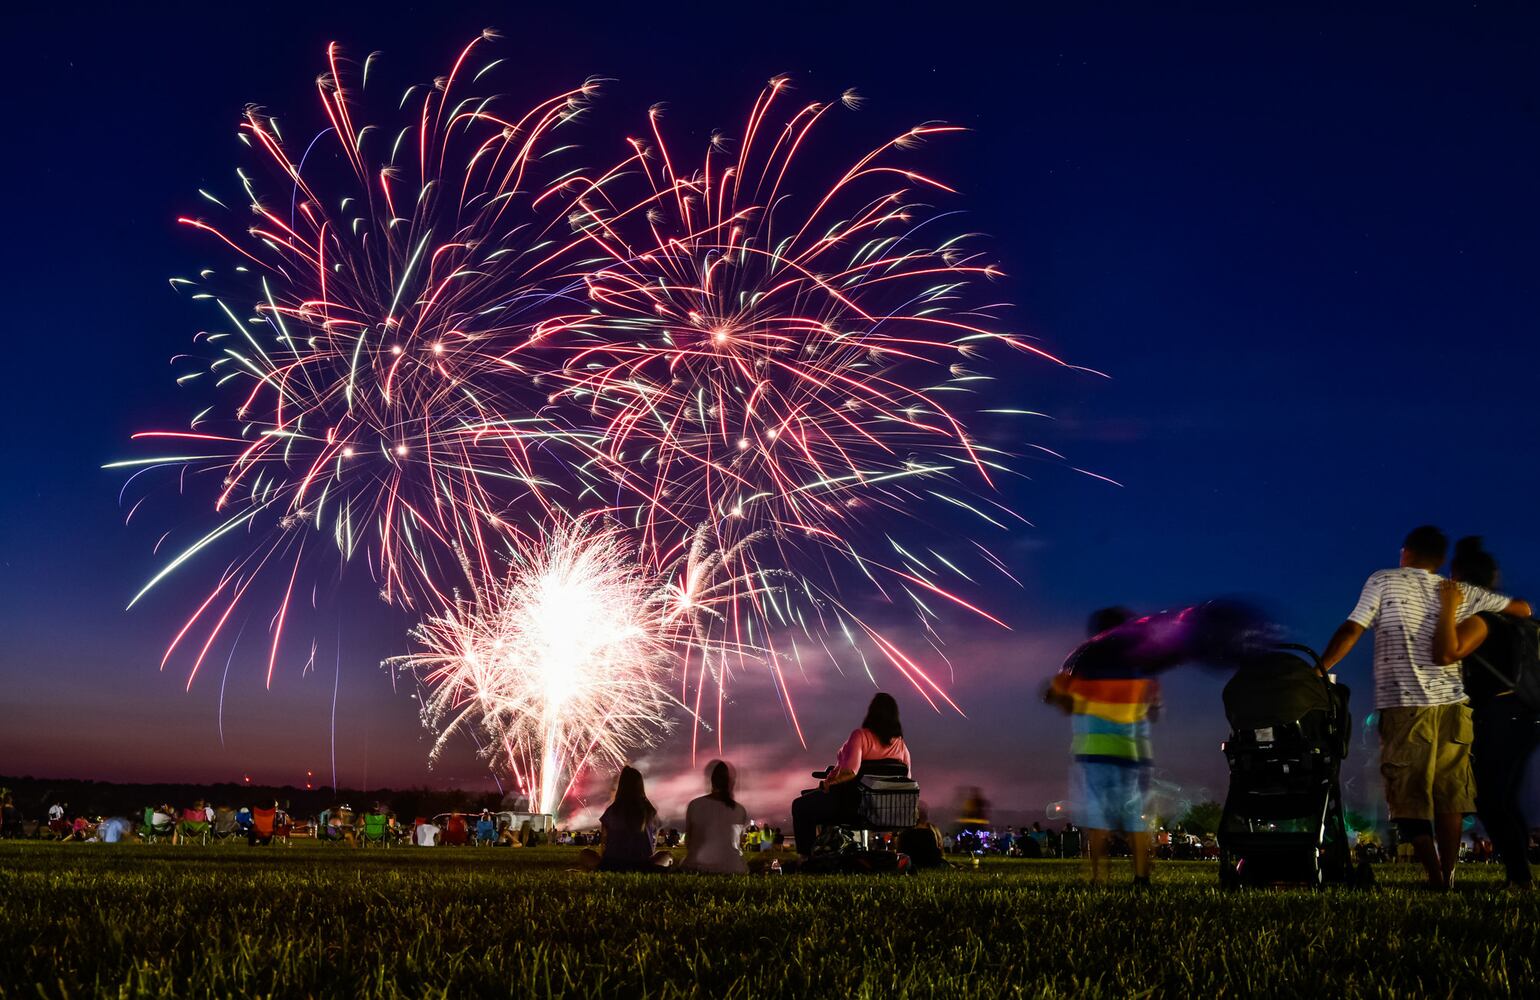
[359,812,390,847]
[140,807,174,843]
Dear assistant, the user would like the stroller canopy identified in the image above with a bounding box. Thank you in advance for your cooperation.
[1223,650,1338,733]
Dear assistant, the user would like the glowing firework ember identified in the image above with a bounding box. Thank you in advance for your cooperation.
[388,521,679,815]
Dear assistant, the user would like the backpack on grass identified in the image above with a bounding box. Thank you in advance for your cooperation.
[801,847,912,875]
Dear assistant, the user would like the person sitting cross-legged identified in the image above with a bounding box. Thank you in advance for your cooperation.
[578,766,673,872]
[681,761,748,874]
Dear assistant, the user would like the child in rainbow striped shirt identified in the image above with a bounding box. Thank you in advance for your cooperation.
[1045,607,1162,886]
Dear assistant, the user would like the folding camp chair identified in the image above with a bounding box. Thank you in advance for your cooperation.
[249,807,277,846]
[177,808,210,845]
[359,812,390,847]
[141,807,175,843]
[211,808,242,843]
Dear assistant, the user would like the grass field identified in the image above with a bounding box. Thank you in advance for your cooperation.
[1,842,1536,998]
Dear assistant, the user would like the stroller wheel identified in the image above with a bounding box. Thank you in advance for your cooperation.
[1217,848,1241,890]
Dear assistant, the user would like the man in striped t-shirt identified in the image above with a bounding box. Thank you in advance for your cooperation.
[1320,525,1530,889]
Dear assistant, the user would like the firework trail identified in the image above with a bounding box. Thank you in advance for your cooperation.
[114,32,611,687]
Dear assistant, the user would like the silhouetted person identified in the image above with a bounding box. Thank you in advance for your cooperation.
[579,766,673,872]
[683,760,748,874]
[1434,536,1538,890]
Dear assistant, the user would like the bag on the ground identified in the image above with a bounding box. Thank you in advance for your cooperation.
[1473,613,1540,712]
[801,847,912,875]
[850,849,912,875]
[810,825,860,859]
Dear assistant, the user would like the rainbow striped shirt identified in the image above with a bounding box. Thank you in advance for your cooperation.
[1051,645,1160,767]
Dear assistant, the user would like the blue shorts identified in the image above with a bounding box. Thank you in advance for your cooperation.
[1070,759,1152,833]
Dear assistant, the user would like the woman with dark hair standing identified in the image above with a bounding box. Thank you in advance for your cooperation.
[682,760,749,873]
[1435,536,1538,889]
[579,766,674,872]
[791,692,912,857]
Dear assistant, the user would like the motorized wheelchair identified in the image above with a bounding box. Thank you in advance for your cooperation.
[802,759,921,857]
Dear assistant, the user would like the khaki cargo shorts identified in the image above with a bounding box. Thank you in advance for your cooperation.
[1377,702,1476,820]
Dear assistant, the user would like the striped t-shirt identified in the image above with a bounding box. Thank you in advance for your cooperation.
[1347,567,1512,708]
[1051,640,1160,767]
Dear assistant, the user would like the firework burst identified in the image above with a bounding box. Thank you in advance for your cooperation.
[535,78,1087,745]
[389,519,681,815]
[115,34,611,687]
[120,36,1085,806]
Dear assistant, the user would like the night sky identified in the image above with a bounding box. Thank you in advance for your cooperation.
[4,4,1538,824]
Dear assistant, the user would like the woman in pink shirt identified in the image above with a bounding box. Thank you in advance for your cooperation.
[792,693,911,856]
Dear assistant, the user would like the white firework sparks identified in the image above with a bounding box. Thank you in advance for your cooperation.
[389,520,679,815]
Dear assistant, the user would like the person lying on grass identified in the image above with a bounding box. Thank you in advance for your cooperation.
[682,760,748,874]
[578,766,673,872]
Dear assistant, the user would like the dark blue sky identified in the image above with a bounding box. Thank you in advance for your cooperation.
[3,3,1537,822]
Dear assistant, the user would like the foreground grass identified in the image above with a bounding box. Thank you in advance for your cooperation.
[0,843,1534,998]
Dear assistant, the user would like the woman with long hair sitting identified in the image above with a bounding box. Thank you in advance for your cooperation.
[791,692,911,857]
[579,766,674,872]
[682,760,749,874]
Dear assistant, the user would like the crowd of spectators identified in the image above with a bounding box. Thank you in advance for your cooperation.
[5,784,1538,874]
[0,791,558,849]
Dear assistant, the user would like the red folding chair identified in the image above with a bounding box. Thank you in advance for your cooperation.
[250,807,277,846]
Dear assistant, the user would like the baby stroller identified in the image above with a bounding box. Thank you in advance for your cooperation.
[1217,644,1355,888]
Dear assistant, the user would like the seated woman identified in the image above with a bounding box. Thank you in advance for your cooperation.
[791,692,911,857]
[682,761,748,874]
[579,766,673,872]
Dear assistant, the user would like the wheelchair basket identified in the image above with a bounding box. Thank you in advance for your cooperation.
[855,776,920,829]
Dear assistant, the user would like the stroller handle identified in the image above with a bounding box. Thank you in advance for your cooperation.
[1274,642,1322,671]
